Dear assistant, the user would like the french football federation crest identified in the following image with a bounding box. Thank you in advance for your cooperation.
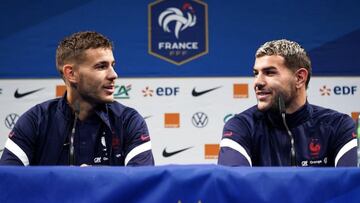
[149,0,208,65]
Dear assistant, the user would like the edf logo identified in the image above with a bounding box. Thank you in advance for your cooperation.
[320,85,357,96]
[333,86,357,95]
[142,87,179,96]
[157,87,179,96]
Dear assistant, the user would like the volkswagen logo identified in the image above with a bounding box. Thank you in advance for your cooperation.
[192,112,208,128]
[5,113,19,129]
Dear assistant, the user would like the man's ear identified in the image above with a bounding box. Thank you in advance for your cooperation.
[63,64,77,84]
[295,68,308,89]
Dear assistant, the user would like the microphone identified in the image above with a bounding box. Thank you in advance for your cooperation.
[278,95,296,166]
[69,102,80,165]
[278,94,286,114]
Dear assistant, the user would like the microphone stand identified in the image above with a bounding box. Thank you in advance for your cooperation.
[278,96,297,166]
[69,102,80,165]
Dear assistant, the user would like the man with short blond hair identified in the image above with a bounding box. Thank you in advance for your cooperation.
[218,39,357,167]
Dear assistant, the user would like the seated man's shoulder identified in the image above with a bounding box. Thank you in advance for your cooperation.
[310,104,352,124]
[227,105,261,127]
[234,105,263,120]
[25,97,61,115]
[107,101,142,119]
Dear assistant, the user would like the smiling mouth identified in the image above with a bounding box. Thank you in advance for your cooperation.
[256,91,271,96]
[256,91,271,100]
[103,86,115,94]
[257,91,270,95]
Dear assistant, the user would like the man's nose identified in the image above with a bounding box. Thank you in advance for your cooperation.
[108,67,118,80]
[254,75,265,90]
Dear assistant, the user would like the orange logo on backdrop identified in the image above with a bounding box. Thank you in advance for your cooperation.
[164,113,180,128]
[233,84,248,98]
[56,85,66,97]
[351,112,359,121]
[204,144,220,159]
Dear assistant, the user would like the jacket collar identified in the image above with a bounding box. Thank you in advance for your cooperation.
[57,92,113,129]
[265,101,312,129]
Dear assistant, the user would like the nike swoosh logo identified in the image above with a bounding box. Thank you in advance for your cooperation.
[223,131,233,137]
[140,134,150,141]
[143,115,152,120]
[14,88,44,98]
[162,146,193,158]
[192,86,222,97]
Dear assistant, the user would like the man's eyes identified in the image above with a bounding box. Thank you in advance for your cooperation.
[96,66,105,70]
[265,71,276,75]
[252,71,277,77]
[95,64,108,70]
[95,62,115,70]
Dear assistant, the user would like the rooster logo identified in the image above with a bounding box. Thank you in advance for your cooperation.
[149,0,208,65]
[158,3,197,39]
[309,139,321,156]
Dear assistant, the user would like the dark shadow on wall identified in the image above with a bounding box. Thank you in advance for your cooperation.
[0,0,94,39]
[308,28,360,76]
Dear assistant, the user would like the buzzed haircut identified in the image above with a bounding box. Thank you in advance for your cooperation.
[56,31,113,77]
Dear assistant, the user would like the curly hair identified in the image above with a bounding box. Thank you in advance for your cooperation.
[56,31,113,77]
[255,39,312,88]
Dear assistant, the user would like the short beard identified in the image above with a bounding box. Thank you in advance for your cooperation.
[268,92,283,114]
[269,85,296,114]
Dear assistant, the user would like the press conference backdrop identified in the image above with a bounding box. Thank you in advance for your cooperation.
[0,0,360,164]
